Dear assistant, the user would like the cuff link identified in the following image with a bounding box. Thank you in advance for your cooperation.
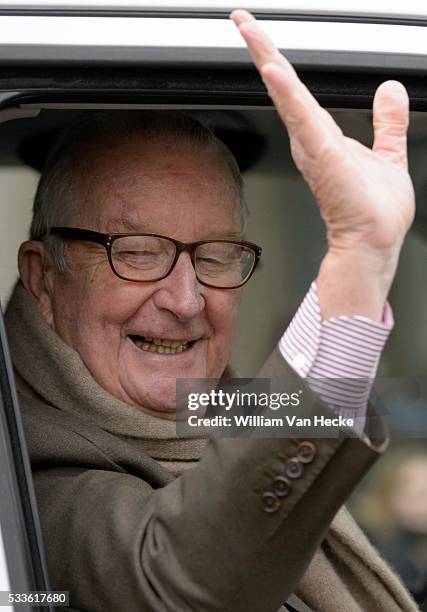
[292,353,307,370]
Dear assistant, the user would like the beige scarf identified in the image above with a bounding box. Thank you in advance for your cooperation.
[6,281,212,475]
[5,282,419,612]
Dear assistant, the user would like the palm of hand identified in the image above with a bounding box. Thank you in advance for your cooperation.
[295,134,415,255]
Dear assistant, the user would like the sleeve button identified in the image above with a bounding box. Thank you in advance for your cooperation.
[292,353,307,369]
[296,441,317,464]
[285,458,304,479]
[262,492,281,513]
[273,476,292,498]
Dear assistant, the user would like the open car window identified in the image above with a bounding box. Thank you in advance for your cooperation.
[0,4,426,610]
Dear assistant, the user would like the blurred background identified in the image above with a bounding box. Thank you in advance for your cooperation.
[0,106,426,608]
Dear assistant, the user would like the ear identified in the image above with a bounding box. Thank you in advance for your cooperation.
[18,240,56,326]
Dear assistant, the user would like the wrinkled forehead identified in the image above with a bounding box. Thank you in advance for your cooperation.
[74,134,242,238]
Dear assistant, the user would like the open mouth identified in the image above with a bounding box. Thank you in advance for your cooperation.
[129,335,195,354]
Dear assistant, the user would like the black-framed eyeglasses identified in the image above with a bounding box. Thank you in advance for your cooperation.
[49,227,262,289]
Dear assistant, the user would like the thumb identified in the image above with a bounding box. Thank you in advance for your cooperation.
[372,80,409,168]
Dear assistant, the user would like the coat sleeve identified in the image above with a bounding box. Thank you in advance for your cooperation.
[30,347,388,612]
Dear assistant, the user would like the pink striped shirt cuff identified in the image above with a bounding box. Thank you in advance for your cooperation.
[279,281,393,436]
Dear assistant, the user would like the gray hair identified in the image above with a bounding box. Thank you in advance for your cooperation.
[30,110,249,273]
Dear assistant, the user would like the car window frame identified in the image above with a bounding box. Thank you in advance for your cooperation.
[0,7,426,608]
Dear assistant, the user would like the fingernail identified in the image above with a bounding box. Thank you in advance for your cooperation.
[230,9,256,23]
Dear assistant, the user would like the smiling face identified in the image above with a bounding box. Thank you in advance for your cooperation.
[37,134,243,418]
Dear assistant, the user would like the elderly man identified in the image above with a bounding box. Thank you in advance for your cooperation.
[4,10,418,612]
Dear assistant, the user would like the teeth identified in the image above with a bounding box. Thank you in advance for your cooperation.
[133,336,191,354]
[153,338,183,347]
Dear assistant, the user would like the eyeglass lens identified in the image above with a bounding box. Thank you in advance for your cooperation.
[110,235,255,287]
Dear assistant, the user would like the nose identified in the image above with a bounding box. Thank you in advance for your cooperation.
[152,251,206,321]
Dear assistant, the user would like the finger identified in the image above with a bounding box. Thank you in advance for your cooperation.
[257,61,343,163]
[231,10,294,75]
[230,11,342,159]
[372,80,409,168]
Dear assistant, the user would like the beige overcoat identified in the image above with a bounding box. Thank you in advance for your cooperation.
[5,283,418,611]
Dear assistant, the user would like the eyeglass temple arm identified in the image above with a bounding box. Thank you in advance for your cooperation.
[50,227,109,247]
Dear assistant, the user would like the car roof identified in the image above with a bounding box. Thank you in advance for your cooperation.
[1,0,427,21]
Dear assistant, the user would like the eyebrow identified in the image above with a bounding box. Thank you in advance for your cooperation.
[108,218,242,241]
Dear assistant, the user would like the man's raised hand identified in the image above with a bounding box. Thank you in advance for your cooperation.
[231,10,415,319]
